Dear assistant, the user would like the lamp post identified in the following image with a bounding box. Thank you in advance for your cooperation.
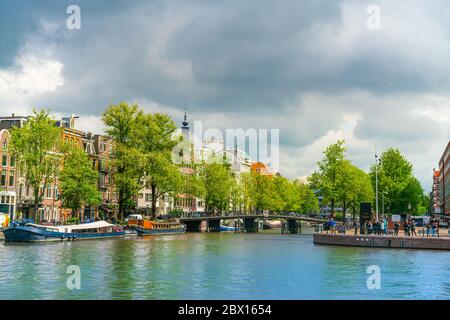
[375,151,379,221]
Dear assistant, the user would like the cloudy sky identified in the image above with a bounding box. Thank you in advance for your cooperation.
[1,0,450,191]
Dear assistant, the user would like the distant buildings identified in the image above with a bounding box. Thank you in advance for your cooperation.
[431,168,441,214]
[0,113,118,222]
[0,110,277,220]
[0,128,17,219]
[251,162,274,177]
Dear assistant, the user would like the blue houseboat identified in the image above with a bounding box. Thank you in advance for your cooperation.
[3,220,125,242]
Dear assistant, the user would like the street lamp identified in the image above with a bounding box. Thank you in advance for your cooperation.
[375,151,379,221]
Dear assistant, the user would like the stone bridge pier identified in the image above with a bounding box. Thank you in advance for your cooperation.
[243,218,259,233]
[283,219,301,234]
[184,220,207,232]
[207,219,221,232]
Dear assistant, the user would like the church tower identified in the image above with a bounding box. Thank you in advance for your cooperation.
[181,108,190,140]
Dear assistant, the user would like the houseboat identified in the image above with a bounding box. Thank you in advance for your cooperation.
[128,218,186,235]
[3,220,125,242]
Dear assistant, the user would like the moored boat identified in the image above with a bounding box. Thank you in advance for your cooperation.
[128,218,186,235]
[220,225,236,232]
[3,220,125,242]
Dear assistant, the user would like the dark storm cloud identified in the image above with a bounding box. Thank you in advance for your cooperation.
[1,0,450,187]
[14,0,450,116]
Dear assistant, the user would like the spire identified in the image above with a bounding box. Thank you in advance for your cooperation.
[182,107,189,129]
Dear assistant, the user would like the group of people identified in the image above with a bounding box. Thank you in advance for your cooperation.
[394,219,416,236]
[364,219,389,236]
[425,220,440,237]
[327,216,443,238]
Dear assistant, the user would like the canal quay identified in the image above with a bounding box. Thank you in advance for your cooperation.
[314,232,450,250]
[0,230,449,300]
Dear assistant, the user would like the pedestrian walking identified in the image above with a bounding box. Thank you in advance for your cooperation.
[410,220,416,237]
[426,222,431,237]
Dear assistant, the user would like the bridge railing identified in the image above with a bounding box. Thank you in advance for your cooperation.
[179,211,327,221]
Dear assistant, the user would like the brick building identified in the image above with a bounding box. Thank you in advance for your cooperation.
[438,141,450,221]
[0,129,17,219]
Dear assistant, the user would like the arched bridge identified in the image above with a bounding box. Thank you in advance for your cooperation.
[179,213,329,234]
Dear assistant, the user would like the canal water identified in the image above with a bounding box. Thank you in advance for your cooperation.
[0,232,449,299]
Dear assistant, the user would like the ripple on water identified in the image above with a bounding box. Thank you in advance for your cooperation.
[0,234,449,299]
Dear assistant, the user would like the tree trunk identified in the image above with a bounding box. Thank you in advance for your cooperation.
[34,187,40,223]
[331,198,335,217]
[34,203,39,223]
[343,200,347,223]
[118,188,124,222]
[151,184,157,220]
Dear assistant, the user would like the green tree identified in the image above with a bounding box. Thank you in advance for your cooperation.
[200,162,234,214]
[102,103,145,220]
[140,113,182,219]
[346,165,374,220]
[370,148,424,215]
[294,181,319,214]
[9,109,62,221]
[60,146,101,222]
[246,172,275,213]
[308,140,347,215]
[230,175,244,214]
[144,151,182,219]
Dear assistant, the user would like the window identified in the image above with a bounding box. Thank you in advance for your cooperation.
[1,140,7,152]
[10,156,15,167]
[1,171,5,186]
[145,193,152,202]
[54,187,59,200]
[99,175,106,188]
[9,172,14,187]
[2,155,7,167]
[46,185,52,199]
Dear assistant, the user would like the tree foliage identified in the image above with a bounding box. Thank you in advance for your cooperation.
[200,162,234,214]
[60,146,101,221]
[308,140,347,214]
[102,103,144,219]
[9,109,62,220]
[370,148,425,215]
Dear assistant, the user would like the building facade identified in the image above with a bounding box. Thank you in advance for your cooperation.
[438,141,450,220]
[0,129,17,219]
[83,132,118,219]
[0,113,120,223]
[432,168,441,214]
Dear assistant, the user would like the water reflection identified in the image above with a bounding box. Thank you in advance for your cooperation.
[0,233,449,299]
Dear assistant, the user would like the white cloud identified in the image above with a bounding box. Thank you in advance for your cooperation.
[0,53,63,114]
